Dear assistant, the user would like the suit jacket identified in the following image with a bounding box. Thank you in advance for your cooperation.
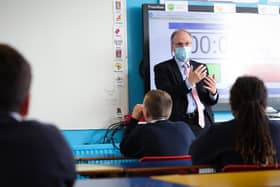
[154,58,219,128]
[120,118,196,158]
[189,119,280,170]
[0,113,76,187]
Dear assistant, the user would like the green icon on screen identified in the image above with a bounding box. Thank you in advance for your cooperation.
[206,63,221,82]
[167,4,175,11]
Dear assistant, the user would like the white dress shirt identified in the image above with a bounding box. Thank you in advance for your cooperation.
[175,58,217,113]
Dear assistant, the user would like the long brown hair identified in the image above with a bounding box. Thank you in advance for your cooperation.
[230,76,276,164]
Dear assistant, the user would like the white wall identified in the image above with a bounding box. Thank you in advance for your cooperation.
[0,0,128,129]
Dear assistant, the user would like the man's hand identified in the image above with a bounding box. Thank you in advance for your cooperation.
[204,75,217,95]
[131,104,144,120]
[188,65,207,85]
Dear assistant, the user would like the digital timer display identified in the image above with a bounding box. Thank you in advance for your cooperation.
[192,33,227,57]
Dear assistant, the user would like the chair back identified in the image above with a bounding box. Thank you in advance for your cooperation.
[139,155,192,162]
[222,164,280,172]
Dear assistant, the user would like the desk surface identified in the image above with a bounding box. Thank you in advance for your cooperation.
[76,164,124,176]
[76,160,214,177]
[117,160,210,174]
[153,170,280,187]
[74,177,189,187]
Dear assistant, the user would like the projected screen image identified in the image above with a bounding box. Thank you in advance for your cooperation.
[143,5,280,108]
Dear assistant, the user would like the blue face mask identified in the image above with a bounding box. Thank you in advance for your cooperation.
[174,46,192,62]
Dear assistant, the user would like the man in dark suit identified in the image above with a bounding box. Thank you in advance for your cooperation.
[120,89,195,158]
[154,29,219,136]
[0,44,75,187]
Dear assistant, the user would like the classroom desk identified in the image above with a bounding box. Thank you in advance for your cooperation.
[76,160,214,177]
[119,160,213,175]
[74,177,188,187]
[153,170,280,187]
[76,164,124,177]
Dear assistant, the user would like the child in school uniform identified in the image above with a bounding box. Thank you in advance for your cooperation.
[120,89,195,158]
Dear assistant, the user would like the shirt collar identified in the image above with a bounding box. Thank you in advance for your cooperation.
[140,118,167,124]
[9,112,23,121]
[174,57,190,69]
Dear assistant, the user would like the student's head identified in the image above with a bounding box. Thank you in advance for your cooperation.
[0,44,31,116]
[230,75,276,164]
[230,75,267,117]
[170,29,192,62]
[143,89,172,121]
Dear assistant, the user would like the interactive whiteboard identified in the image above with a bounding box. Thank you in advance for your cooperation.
[142,4,280,110]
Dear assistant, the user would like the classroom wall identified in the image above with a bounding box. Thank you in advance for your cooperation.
[127,0,158,112]
[0,0,128,130]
